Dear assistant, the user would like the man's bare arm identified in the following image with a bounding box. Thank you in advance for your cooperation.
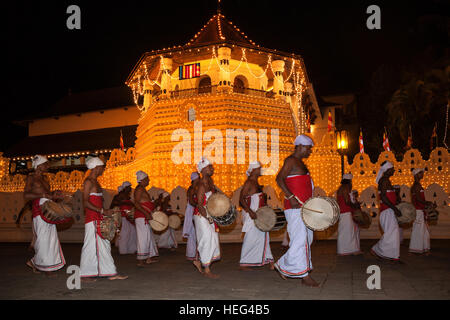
[133,187,152,220]
[83,180,104,214]
[197,183,207,218]
[276,158,300,209]
[239,181,256,219]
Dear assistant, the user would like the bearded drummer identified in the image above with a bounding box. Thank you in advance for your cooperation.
[80,157,128,281]
[111,181,137,255]
[184,172,200,261]
[336,173,362,256]
[409,168,431,255]
[239,161,274,270]
[157,192,178,250]
[134,170,159,266]
[370,161,402,263]
[193,157,221,279]
[24,155,67,276]
[274,134,319,287]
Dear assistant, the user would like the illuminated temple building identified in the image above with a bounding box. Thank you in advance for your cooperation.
[0,11,448,242]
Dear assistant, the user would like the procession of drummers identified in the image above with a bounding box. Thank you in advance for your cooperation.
[22,134,437,286]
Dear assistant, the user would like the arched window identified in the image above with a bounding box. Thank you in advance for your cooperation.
[198,76,211,94]
[233,76,247,93]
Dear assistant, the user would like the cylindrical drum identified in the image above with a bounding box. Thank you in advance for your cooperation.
[211,206,237,226]
[206,193,231,217]
[396,202,416,224]
[168,214,182,229]
[301,196,340,231]
[150,210,169,232]
[99,207,122,241]
[42,200,74,222]
[352,208,372,228]
[254,207,286,232]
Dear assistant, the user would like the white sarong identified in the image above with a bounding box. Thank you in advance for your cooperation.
[135,217,159,260]
[275,208,313,278]
[158,227,178,248]
[371,208,400,260]
[31,215,66,272]
[193,215,220,267]
[239,193,273,266]
[409,210,430,253]
[80,221,117,277]
[183,203,198,260]
[117,217,137,255]
[337,212,361,255]
[281,231,289,246]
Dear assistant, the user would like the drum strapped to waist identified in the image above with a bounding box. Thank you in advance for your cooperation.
[297,196,340,231]
[352,208,372,228]
[205,193,237,226]
[150,210,169,232]
[254,206,286,232]
[123,207,135,223]
[168,214,183,229]
[395,202,416,224]
[99,207,122,241]
[424,203,439,222]
[41,200,74,222]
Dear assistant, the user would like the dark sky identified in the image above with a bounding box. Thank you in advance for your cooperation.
[3,0,447,151]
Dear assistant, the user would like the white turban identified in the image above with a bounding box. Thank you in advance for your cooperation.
[136,170,148,183]
[412,168,424,176]
[375,161,394,184]
[197,157,211,173]
[191,172,199,181]
[294,134,314,146]
[343,173,353,180]
[86,157,104,170]
[118,181,131,193]
[246,161,261,176]
[32,155,48,169]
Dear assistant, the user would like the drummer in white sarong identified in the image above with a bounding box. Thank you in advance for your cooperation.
[239,161,274,270]
[184,172,200,261]
[274,135,320,287]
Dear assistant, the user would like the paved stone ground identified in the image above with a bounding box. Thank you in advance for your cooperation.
[0,240,449,300]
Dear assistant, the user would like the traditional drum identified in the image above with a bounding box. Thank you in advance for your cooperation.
[168,214,182,229]
[56,217,75,232]
[254,207,286,232]
[300,196,340,231]
[149,210,169,232]
[99,207,122,241]
[41,200,73,222]
[210,205,237,226]
[424,203,439,222]
[396,202,416,224]
[352,208,372,228]
[206,193,231,217]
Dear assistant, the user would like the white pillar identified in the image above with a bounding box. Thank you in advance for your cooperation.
[160,57,173,97]
[272,60,285,100]
[217,46,232,91]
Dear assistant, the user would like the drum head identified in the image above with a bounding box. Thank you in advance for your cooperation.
[302,197,340,231]
[396,202,416,224]
[150,211,169,231]
[206,193,231,217]
[168,214,181,229]
[352,209,372,228]
[254,206,276,232]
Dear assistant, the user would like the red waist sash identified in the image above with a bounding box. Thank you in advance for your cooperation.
[194,193,219,232]
[284,175,313,209]
[134,201,155,224]
[412,190,426,210]
[85,195,103,224]
[120,200,135,224]
[32,199,72,225]
[379,190,397,212]
[337,195,354,213]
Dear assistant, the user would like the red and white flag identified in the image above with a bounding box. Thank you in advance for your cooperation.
[327,110,332,132]
[359,129,364,153]
[383,129,391,152]
[120,130,124,151]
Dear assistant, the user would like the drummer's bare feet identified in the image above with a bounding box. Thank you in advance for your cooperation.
[170,248,176,252]
[145,257,159,264]
[424,251,431,256]
[45,271,57,278]
[26,260,41,274]
[109,274,128,280]
[302,275,320,287]
[269,262,275,270]
[352,251,363,256]
[193,260,203,274]
[370,249,383,261]
[273,263,287,280]
[81,277,97,282]
[203,267,220,279]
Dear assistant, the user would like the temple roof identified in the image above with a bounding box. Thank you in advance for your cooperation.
[4,125,137,158]
[184,13,256,48]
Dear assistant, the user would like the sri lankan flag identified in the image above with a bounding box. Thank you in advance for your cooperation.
[430,123,437,150]
[383,129,391,152]
[327,110,332,132]
[120,130,124,151]
[359,129,364,153]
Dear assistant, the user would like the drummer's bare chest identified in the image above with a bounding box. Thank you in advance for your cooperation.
[289,159,308,176]
[33,175,50,191]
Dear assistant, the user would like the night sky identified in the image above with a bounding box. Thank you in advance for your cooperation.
[4,0,448,153]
